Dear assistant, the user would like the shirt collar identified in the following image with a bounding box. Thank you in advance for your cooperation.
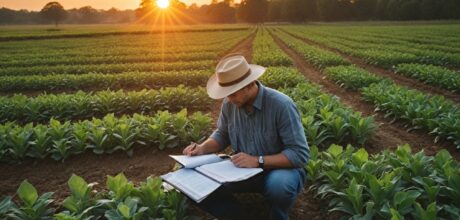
[253,81,264,110]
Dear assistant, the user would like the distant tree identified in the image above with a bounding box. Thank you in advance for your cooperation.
[207,1,236,23]
[40,2,67,26]
[267,0,283,22]
[282,0,309,22]
[237,0,268,23]
[353,0,377,20]
[77,6,100,23]
[135,0,155,23]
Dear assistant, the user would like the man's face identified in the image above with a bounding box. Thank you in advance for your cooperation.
[227,85,250,108]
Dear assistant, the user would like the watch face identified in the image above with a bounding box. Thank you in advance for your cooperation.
[258,156,264,163]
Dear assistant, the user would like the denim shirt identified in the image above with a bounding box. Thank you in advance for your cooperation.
[210,81,309,168]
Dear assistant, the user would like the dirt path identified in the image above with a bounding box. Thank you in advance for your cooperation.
[270,31,460,159]
[279,29,460,103]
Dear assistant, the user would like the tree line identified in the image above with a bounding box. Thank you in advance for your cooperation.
[1,0,459,25]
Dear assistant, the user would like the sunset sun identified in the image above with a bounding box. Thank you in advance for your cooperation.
[156,0,170,9]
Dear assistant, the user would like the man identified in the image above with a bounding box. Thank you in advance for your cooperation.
[183,54,309,220]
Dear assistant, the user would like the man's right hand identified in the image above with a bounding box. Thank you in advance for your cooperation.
[182,143,203,156]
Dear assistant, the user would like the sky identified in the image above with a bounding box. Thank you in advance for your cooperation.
[0,0,213,11]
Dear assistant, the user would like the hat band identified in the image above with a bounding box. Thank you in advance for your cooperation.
[218,69,251,87]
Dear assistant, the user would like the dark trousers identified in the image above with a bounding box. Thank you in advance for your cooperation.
[195,168,306,220]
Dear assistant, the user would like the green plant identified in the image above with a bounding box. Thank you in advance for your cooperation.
[8,180,54,220]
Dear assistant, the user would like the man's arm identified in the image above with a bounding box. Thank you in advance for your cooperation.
[183,138,221,156]
[231,152,293,168]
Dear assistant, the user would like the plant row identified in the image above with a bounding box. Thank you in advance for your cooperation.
[282,27,460,68]
[394,63,460,93]
[323,64,460,149]
[0,86,212,123]
[0,60,214,76]
[0,52,216,68]
[0,110,211,162]
[324,65,390,90]
[252,28,292,67]
[272,29,349,69]
[0,173,195,220]
[0,29,250,58]
[0,70,211,93]
[307,144,460,219]
[362,81,460,149]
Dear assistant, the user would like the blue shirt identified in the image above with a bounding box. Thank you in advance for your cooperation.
[210,81,309,168]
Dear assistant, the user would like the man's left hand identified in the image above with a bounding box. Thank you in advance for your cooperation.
[231,152,258,168]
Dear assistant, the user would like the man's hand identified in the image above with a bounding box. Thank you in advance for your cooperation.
[231,152,258,168]
[182,143,204,156]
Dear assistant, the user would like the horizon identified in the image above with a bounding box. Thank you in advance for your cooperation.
[0,0,219,11]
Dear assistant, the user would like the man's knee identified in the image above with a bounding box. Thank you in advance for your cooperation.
[263,169,303,203]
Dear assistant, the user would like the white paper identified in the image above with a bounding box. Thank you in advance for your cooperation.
[161,169,221,203]
[170,154,223,168]
[196,160,263,183]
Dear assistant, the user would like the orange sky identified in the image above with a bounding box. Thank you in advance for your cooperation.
[0,0,215,11]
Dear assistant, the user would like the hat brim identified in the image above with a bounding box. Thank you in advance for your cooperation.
[207,64,266,100]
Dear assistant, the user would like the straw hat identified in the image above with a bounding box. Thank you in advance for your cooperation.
[207,54,266,99]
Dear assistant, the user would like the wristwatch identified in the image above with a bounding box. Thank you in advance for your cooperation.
[258,156,264,169]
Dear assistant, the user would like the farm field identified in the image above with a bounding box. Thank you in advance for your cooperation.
[1,22,460,219]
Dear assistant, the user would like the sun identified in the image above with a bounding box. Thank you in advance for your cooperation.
[156,0,170,9]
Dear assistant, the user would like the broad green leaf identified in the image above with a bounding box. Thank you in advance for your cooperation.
[17,180,38,207]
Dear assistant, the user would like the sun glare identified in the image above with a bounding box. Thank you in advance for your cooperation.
[157,0,170,9]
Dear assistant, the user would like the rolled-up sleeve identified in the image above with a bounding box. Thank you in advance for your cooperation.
[210,102,231,151]
[278,101,309,168]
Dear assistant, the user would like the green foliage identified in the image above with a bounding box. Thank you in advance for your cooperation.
[0,111,211,163]
[253,28,292,67]
[1,173,198,220]
[362,81,460,148]
[308,145,460,219]
[8,180,55,220]
[324,65,388,90]
[0,70,211,93]
[273,29,349,69]
[0,86,211,123]
[283,84,377,147]
[395,63,460,92]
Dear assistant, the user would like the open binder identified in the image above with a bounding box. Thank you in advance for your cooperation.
[161,154,263,203]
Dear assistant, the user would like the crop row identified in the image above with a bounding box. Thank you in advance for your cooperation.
[0,173,194,219]
[323,64,460,149]
[252,28,292,67]
[328,26,460,53]
[0,86,212,123]
[272,29,349,69]
[0,70,211,93]
[282,27,460,68]
[324,65,389,90]
[307,144,460,219]
[0,110,211,162]
[394,63,460,93]
[0,60,214,76]
[0,29,251,55]
[0,52,216,68]
[362,81,460,149]
[0,24,250,40]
